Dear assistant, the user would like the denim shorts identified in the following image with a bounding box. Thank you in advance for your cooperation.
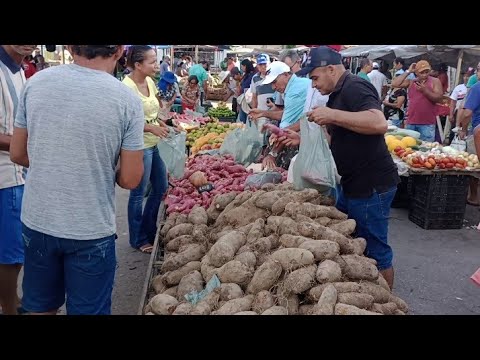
[21,224,116,315]
[0,185,24,265]
[405,124,436,142]
[336,186,396,270]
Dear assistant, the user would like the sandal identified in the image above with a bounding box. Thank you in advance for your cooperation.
[139,245,153,254]
[467,200,480,207]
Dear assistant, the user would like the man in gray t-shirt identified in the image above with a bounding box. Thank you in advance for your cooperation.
[10,45,145,315]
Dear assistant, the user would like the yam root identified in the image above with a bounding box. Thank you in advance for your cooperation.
[328,219,356,236]
[297,222,355,254]
[161,244,206,272]
[299,240,340,261]
[283,265,317,294]
[269,248,315,271]
[334,303,381,315]
[262,306,288,315]
[246,259,283,294]
[215,260,253,286]
[337,292,374,309]
[208,231,247,267]
[312,284,337,315]
[252,290,275,314]
[316,259,342,284]
[163,261,202,286]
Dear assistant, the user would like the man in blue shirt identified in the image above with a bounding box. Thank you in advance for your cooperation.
[249,61,310,169]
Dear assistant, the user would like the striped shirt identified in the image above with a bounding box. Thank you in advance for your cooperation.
[0,46,26,190]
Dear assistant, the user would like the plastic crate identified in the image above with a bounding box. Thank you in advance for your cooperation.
[408,174,469,229]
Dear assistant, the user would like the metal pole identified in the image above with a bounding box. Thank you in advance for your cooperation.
[195,45,199,63]
[62,45,65,64]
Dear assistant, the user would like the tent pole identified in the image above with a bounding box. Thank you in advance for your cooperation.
[195,45,199,63]
[455,49,464,88]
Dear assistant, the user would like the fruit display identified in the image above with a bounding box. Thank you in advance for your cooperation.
[207,102,236,118]
[385,134,422,153]
[187,121,244,154]
[393,146,480,171]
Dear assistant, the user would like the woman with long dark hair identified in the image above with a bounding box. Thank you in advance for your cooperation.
[238,59,256,123]
[122,45,169,253]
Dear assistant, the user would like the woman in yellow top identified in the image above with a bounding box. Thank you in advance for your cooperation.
[122,45,169,254]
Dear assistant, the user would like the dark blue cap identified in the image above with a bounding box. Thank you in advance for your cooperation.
[297,46,342,76]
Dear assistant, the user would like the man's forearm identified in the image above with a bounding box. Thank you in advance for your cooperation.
[391,71,409,88]
[423,88,443,103]
[261,109,283,121]
[287,122,300,132]
[458,109,472,130]
[0,134,11,151]
[332,109,387,135]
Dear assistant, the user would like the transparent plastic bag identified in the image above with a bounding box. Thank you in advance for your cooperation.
[293,116,336,192]
[450,134,467,152]
[244,171,283,189]
[157,128,187,179]
[220,120,263,166]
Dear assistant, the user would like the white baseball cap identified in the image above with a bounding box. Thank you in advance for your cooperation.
[372,62,379,69]
[262,61,291,85]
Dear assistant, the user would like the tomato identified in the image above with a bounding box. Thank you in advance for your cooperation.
[455,163,465,169]
[428,158,436,166]
[439,163,446,169]
[425,162,433,169]
[442,158,450,165]
[412,164,422,168]
[446,163,455,169]
[412,157,419,164]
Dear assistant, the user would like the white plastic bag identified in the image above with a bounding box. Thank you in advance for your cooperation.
[157,128,187,179]
[292,116,336,192]
[450,134,467,152]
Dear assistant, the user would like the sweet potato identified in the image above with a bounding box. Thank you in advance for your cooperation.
[164,261,202,286]
[351,238,367,256]
[277,292,299,315]
[328,219,356,236]
[371,302,398,315]
[337,293,374,309]
[161,244,206,272]
[312,284,337,315]
[315,217,332,226]
[151,275,167,294]
[299,304,314,315]
[283,265,317,294]
[234,251,257,268]
[162,285,178,298]
[177,270,204,301]
[284,202,347,220]
[341,255,379,281]
[214,295,254,315]
[160,213,179,238]
[334,303,381,315]
[165,235,195,252]
[208,231,247,267]
[251,235,279,254]
[188,206,208,225]
[247,219,265,243]
[262,306,288,315]
[252,290,275,314]
[214,192,237,211]
[279,234,310,248]
[220,202,269,228]
[358,282,391,303]
[215,260,253,286]
[298,222,355,254]
[149,294,178,315]
[270,248,315,271]
[388,295,409,313]
[234,311,258,315]
[246,259,283,294]
[255,191,287,210]
[265,216,299,236]
[166,223,194,242]
[174,214,189,226]
[376,273,391,292]
[261,183,276,191]
[220,283,244,301]
[316,259,342,283]
[172,302,194,315]
[200,255,217,282]
[299,240,340,261]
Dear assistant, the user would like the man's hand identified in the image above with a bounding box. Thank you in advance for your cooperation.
[277,129,301,147]
[459,128,467,140]
[262,154,276,171]
[408,63,416,73]
[307,107,337,126]
[414,81,426,93]
[249,108,263,121]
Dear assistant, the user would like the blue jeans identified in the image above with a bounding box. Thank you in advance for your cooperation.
[21,224,116,315]
[406,124,436,142]
[0,185,24,264]
[390,118,403,128]
[336,186,396,270]
[128,146,168,249]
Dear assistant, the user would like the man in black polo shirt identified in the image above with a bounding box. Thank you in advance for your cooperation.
[298,46,400,289]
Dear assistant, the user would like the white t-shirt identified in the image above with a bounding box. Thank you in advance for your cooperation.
[450,83,468,110]
[304,86,329,130]
[368,69,387,98]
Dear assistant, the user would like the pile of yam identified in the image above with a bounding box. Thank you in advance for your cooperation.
[145,184,408,316]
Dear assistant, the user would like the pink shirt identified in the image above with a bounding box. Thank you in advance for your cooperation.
[407,76,437,125]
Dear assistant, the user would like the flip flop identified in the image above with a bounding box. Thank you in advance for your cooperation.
[467,200,480,207]
[139,245,153,254]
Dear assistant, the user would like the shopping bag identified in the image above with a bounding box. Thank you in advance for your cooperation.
[450,134,467,152]
[220,120,263,166]
[157,128,187,179]
[292,116,336,192]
